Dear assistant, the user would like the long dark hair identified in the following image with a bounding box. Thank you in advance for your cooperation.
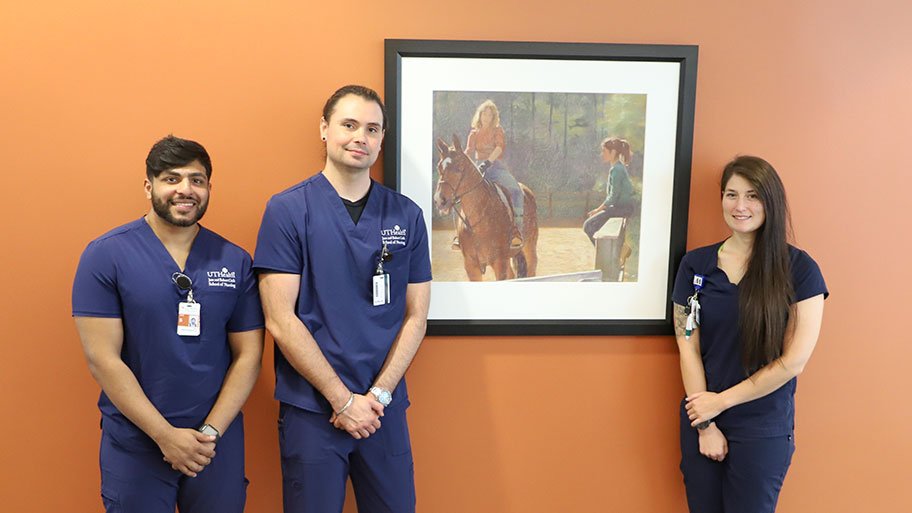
[722,156,794,373]
[601,137,631,165]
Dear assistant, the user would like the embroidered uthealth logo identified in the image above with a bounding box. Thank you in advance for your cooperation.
[381,225,407,246]
[207,267,237,288]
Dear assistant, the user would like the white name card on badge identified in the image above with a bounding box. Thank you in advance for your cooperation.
[177,302,201,336]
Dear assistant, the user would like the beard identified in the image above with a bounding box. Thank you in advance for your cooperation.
[151,194,208,227]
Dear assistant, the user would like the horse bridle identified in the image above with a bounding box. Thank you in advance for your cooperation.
[437,153,487,206]
[437,152,490,233]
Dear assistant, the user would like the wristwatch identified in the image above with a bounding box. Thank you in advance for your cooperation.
[369,386,393,407]
[695,420,712,430]
[198,423,221,442]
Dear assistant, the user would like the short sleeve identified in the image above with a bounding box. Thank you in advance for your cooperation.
[792,250,829,303]
[408,208,432,284]
[254,197,304,274]
[72,240,122,318]
[671,252,694,306]
[228,254,265,332]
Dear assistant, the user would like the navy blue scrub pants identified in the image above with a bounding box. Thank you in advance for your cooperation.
[679,415,795,513]
[99,415,247,513]
[278,402,415,513]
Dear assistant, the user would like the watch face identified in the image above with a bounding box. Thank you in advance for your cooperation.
[372,388,392,406]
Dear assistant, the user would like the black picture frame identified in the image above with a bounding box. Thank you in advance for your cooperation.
[384,39,698,336]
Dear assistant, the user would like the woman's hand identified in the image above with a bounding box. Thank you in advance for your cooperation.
[698,423,728,461]
[685,391,727,426]
[587,206,603,218]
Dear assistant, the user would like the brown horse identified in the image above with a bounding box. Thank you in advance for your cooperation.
[434,134,538,281]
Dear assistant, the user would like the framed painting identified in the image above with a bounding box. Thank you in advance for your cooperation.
[384,39,698,335]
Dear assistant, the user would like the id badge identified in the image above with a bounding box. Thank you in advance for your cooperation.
[177,301,201,336]
[372,273,390,306]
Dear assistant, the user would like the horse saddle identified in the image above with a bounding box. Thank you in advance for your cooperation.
[489,182,517,217]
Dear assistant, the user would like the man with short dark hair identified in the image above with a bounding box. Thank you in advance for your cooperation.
[73,135,264,512]
[255,85,431,512]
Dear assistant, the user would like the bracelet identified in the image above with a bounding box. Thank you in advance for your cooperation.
[335,393,355,416]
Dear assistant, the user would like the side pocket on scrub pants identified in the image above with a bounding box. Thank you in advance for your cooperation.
[100,471,123,513]
[779,432,796,481]
[383,407,413,457]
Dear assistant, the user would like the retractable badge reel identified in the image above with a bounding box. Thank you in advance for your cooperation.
[372,244,392,306]
[172,272,201,336]
[684,274,704,340]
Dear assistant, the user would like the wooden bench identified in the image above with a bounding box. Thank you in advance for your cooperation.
[594,217,628,282]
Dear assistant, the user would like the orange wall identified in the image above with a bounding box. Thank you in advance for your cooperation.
[1,1,909,512]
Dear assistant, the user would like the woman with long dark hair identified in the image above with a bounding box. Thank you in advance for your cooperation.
[672,156,827,513]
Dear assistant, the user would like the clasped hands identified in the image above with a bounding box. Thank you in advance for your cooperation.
[686,391,729,462]
[330,393,384,440]
[685,391,726,427]
[158,427,218,478]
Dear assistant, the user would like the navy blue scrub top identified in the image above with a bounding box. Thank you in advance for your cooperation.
[253,173,432,414]
[672,242,828,439]
[72,218,264,449]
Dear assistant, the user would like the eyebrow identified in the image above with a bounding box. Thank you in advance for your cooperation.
[339,118,382,127]
[162,170,208,179]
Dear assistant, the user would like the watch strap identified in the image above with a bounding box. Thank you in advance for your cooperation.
[198,423,221,442]
[369,386,392,407]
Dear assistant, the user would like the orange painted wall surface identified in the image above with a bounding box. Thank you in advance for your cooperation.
[1,1,909,511]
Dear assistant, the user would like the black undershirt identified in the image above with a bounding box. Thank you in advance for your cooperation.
[340,181,372,224]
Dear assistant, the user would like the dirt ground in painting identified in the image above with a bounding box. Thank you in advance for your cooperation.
[432,227,600,282]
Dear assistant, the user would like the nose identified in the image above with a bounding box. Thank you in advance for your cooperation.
[353,126,367,144]
[176,177,193,194]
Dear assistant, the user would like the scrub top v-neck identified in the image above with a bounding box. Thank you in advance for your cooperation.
[73,218,264,449]
[254,172,432,414]
[672,241,828,439]
[340,181,372,225]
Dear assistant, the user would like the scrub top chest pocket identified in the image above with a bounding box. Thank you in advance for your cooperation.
[173,268,243,338]
[372,244,409,306]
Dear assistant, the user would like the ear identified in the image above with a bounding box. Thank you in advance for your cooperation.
[452,133,463,153]
[436,137,449,156]
[319,116,328,141]
[144,178,152,200]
